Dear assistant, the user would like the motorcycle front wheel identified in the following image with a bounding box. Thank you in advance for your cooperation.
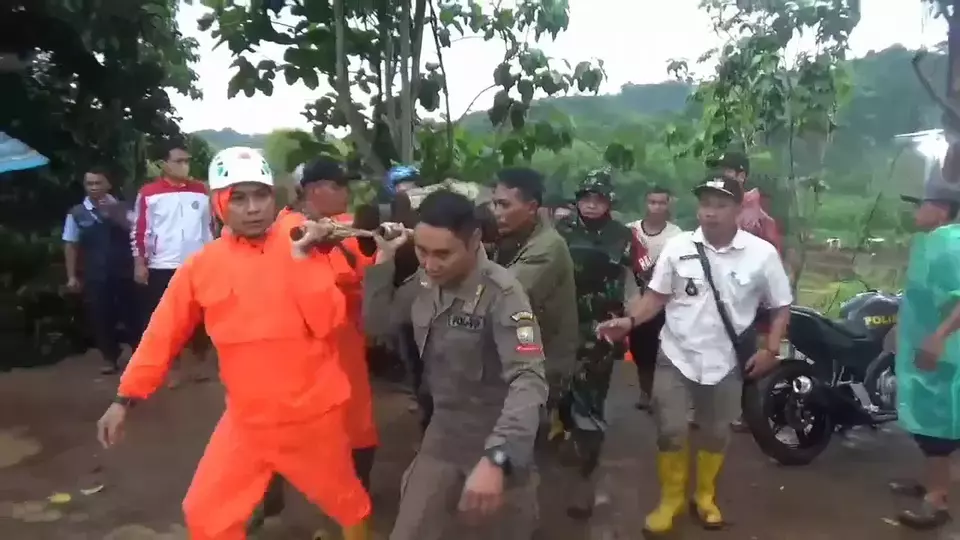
[742,360,834,466]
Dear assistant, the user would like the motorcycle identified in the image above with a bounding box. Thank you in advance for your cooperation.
[743,289,900,466]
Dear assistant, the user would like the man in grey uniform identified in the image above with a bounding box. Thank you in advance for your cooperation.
[364,190,548,540]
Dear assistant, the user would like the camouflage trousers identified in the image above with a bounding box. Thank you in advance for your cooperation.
[553,335,623,477]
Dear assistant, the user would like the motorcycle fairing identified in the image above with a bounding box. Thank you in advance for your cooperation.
[788,305,887,379]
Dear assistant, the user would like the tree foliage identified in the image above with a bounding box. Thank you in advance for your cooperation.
[666,0,859,161]
[197,0,613,180]
[2,0,200,177]
[0,0,202,368]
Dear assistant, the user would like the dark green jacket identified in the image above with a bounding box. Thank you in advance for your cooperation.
[555,214,638,334]
[492,216,579,378]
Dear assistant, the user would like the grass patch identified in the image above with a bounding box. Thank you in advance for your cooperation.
[796,262,901,317]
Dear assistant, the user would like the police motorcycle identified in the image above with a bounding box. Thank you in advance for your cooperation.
[743,289,901,466]
[743,117,957,466]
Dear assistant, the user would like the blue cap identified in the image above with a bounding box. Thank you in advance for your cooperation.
[384,165,420,196]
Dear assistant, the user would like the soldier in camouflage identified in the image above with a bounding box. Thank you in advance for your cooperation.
[554,168,641,519]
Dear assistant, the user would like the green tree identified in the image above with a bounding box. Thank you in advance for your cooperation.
[186,134,215,180]
[196,0,611,179]
[2,0,199,178]
[0,0,200,367]
[661,0,861,302]
[261,128,344,175]
[667,0,858,236]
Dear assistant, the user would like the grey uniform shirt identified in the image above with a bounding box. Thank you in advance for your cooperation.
[363,252,548,470]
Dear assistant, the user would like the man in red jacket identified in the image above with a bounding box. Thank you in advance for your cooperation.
[710,151,784,432]
[710,152,783,252]
[131,140,215,386]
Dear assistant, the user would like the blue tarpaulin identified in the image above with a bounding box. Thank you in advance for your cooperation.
[0,132,49,174]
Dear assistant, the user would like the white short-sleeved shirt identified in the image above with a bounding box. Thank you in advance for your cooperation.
[647,228,793,385]
[627,220,683,272]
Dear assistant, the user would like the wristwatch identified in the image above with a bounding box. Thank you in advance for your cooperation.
[112,396,138,408]
[485,446,513,475]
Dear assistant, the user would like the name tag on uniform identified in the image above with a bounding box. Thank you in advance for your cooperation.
[449,313,484,331]
[679,254,699,261]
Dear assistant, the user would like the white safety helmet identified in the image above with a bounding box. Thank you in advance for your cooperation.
[208,146,274,190]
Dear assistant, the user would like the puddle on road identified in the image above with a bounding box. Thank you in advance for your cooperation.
[2,500,63,523]
[0,427,41,468]
[103,524,187,540]
[1,499,186,539]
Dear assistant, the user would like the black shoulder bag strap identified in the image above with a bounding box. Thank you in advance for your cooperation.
[693,242,753,368]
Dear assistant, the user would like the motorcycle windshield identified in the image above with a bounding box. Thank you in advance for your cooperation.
[897,223,960,439]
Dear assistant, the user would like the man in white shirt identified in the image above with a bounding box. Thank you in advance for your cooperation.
[131,140,215,386]
[597,175,792,534]
[626,186,682,410]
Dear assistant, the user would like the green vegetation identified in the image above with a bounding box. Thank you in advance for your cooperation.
[198,44,942,243]
[0,0,952,367]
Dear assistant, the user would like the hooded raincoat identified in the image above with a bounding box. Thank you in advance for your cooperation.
[117,201,370,539]
[897,223,960,440]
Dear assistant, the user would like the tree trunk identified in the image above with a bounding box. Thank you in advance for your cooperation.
[398,0,414,163]
[333,0,384,174]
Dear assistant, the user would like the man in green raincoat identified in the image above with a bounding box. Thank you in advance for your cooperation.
[895,184,960,530]
[553,168,641,518]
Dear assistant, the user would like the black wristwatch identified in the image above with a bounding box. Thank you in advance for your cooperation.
[485,446,513,475]
[112,396,138,409]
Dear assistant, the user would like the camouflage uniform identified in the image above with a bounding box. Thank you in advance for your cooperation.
[554,169,638,517]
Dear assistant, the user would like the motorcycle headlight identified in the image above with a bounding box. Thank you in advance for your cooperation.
[792,375,814,395]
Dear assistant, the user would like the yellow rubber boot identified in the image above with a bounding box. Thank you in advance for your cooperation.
[339,520,371,540]
[548,409,566,442]
[693,450,725,529]
[643,447,689,534]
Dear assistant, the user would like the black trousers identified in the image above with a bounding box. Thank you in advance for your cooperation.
[83,277,139,366]
[138,268,176,339]
[137,268,208,352]
[629,310,666,397]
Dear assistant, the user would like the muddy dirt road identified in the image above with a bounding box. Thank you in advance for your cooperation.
[0,355,951,539]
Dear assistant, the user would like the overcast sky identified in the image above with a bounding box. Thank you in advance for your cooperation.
[169,0,947,134]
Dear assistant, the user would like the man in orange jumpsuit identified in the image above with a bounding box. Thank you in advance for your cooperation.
[298,157,378,462]
[253,157,379,529]
[95,147,371,540]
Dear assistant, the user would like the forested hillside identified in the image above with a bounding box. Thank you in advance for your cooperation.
[192,128,268,151]
[195,45,943,243]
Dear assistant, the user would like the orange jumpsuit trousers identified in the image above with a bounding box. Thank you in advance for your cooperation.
[117,218,371,540]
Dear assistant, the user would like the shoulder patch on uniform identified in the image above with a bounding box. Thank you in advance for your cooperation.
[516,326,535,344]
[510,311,536,323]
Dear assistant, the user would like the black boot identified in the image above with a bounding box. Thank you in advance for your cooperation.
[100,360,120,375]
[898,499,951,530]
